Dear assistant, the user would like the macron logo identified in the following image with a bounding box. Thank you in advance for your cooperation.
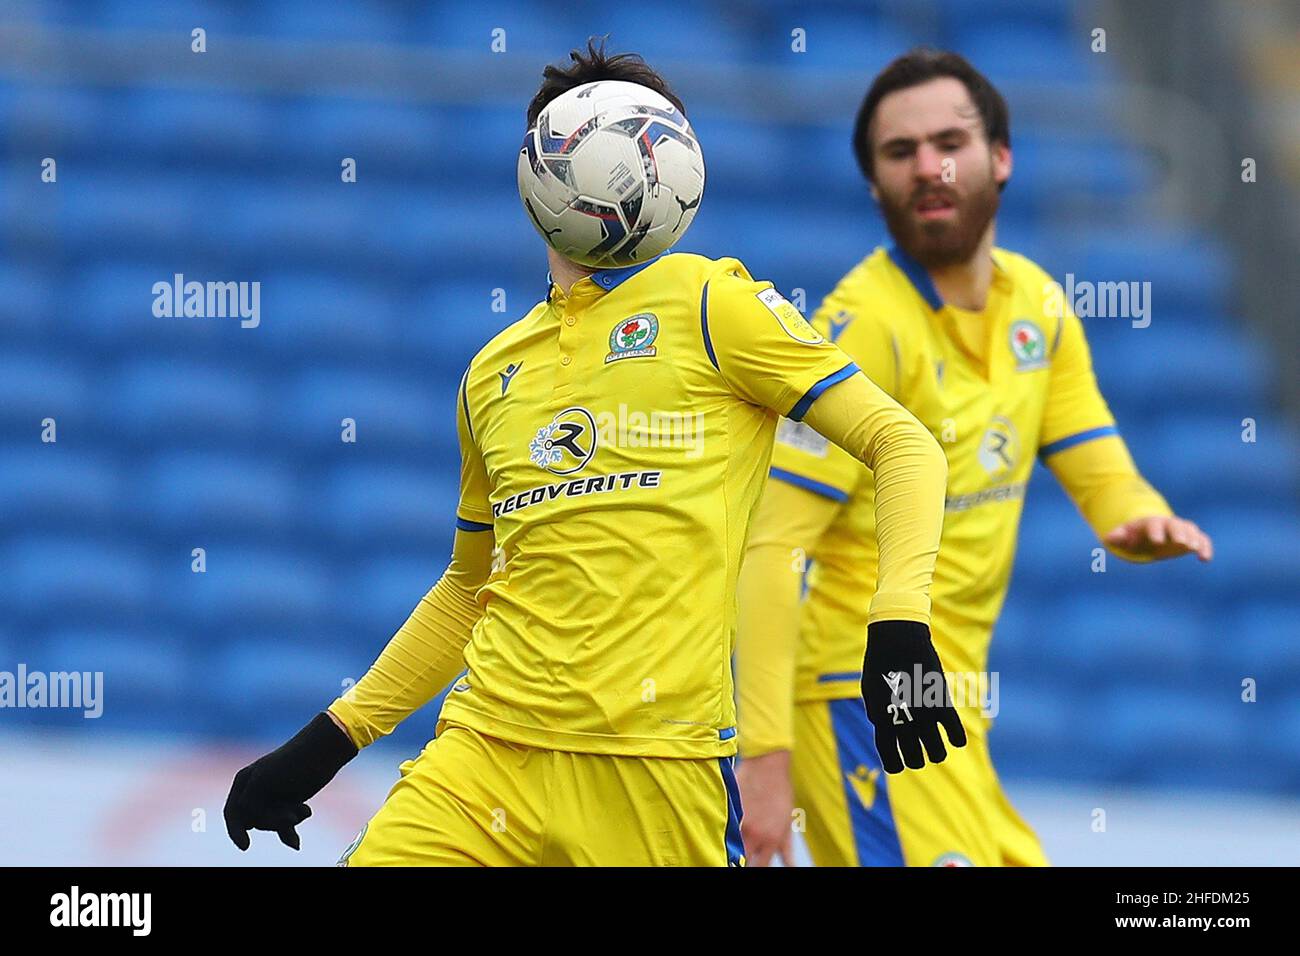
[50,886,151,936]
[499,362,523,395]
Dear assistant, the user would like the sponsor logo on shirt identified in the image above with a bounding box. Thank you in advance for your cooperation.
[492,471,662,519]
[529,407,598,475]
[977,416,1020,479]
[945,481,1027,512]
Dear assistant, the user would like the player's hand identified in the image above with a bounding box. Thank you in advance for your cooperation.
[1104,515,1213,562]
[861,620,966,774]
[223,712,358,851]
[736,750,796,867]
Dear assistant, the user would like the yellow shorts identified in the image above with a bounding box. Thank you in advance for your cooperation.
[791,697,1047,867]
[339,722,745,867]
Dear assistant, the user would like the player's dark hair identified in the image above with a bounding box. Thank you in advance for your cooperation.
[852,47,1010,186]
[525,37,687,129]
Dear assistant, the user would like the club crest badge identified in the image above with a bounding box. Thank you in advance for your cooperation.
[606,313,659,363]
[1009,319,1048,371]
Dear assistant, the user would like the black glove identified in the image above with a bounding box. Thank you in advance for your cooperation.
[223,712,358,851]
[861,620,967,774]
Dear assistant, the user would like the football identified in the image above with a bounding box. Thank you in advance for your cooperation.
[517,79,706,268]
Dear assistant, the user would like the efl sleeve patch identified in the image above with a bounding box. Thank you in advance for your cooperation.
[756,288,824,345]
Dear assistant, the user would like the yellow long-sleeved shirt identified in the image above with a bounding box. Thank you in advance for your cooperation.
[329,251,946,758]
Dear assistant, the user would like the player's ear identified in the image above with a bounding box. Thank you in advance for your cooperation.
[868,181,880,203]
[992,141,1012,189]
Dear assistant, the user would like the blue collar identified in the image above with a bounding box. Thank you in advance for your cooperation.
[546,254,664,301]
[885,243,944,311]
[591,254,662,291]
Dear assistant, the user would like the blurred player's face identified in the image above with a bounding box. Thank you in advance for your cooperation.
[869,77,1011,268]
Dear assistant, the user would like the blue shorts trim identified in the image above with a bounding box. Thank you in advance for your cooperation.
[828,697,905,866]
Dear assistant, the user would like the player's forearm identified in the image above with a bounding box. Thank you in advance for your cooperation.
[735,480,837,756]
[802,374,946,623]
[1045,434,1172,562]
[328,530,492,748]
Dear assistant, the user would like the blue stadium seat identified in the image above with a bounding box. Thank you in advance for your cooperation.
[0,449,124,526]
[935,0,1077,33]
[1189,508,1300,595]
[763,16,919,73]
[254,0,412,43]
[953,23,1098,86]
[437,105,528,186]
[0,352,91,429]
[690,114,800,200]
[41,628,195,731]
[567,2,750,65]
[1138,416,1299,511]
[54,171,212,257]
[3,87,108,156]
[274,368,453,453]
[170,545,333,628]
[211,639,360,737]
[1096,326,1269,416]
[1011,134,1157,211]
[253,271,403,358]
[341,553,451,633]
[1220,601,1300,686]
[104,358,267,445]
[131,451,301,536]
[1090,683,1246,784]
[284,98,442,171]
[423,0,585,56]
[87,0,249,34]
[313,461,457,548]
[0,536,155,621]
[115,88,275,165]
[0,264,57,338]
[1047,596,1209,678]
[1069,231,1234,316]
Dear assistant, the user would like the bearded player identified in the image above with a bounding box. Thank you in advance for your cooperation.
[735,49,1213,867]
[222,42,960,866]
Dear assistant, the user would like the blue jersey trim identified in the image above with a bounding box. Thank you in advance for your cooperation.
[886,244,944,311]
[700,281,719,371]
[718,756,747,866]
[455,516,493,532]
[591,254,662,291]
[817,670,863,683]
[1039,424,1118,459]
[718,725,737,741]
[769,467,850,503]
[788,362,859,422]
[459,371,475,444]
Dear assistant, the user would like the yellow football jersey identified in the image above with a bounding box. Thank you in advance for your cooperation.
[440,251,861,759]
[771,245,1117,705]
